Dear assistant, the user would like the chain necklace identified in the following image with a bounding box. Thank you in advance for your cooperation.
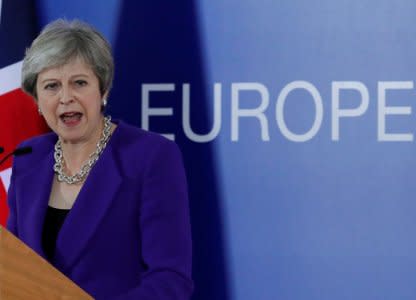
[54,116,112,185]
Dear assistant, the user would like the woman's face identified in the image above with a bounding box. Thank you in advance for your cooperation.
[36,57,105,145]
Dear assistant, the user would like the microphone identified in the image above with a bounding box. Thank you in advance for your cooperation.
[13,147,33,156]
[0,146,33,166]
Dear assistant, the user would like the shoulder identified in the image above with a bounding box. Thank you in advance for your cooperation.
[114,120,180,155]
[18,131,57,150]
[15,132,56,162]
[11,132,56,177]
[111,120,183,176]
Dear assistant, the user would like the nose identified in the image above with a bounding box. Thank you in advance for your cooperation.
[59,85,75,105]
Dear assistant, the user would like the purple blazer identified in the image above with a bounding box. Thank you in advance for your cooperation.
[6,120,193,299]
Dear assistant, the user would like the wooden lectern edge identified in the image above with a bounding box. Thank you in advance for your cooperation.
[0,225,93,299]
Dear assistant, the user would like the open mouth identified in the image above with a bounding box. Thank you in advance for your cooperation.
[60,112,83,125]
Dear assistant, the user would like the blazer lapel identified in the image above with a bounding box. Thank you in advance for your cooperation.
[17,148,54,259]
[54,138,122,272]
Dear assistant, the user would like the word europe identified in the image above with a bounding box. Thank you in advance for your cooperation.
[141,81,415,142]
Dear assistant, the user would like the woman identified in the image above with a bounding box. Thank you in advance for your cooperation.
[6,19,193,299]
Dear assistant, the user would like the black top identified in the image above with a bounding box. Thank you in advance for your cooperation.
[42,206,70,261]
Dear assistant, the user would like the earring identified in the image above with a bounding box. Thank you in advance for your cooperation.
[102,98,108,107]
[38,107,42,115]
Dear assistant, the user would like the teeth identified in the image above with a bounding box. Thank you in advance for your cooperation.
[61,112,81,118]
[60,112,82,123]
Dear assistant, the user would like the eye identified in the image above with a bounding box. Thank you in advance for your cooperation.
[44,82,59,90]
[75,80,88,87]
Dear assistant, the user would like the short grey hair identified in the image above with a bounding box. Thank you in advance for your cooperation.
[22,19,114,99]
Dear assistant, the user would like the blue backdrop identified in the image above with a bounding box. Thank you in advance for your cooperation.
[35,1,416,299]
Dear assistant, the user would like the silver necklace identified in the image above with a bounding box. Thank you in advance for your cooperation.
[54,116,112,185]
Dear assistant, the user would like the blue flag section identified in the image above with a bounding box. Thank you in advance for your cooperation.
[11,0,416,299]
[0,0,39,68]
[110,2,229,300]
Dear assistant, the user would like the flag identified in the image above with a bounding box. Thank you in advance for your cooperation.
[0,1,49,225]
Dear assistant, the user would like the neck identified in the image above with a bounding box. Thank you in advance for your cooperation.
[61,118,105,175]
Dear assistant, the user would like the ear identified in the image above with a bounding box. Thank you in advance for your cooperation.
[101,91,109,112]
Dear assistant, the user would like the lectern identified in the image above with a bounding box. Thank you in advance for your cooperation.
[0,226,92,299]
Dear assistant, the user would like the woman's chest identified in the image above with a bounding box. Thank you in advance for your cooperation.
[48,176,83,209]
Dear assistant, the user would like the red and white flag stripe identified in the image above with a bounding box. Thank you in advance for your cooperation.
[0,64,48,225]
[0,61,22,95]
